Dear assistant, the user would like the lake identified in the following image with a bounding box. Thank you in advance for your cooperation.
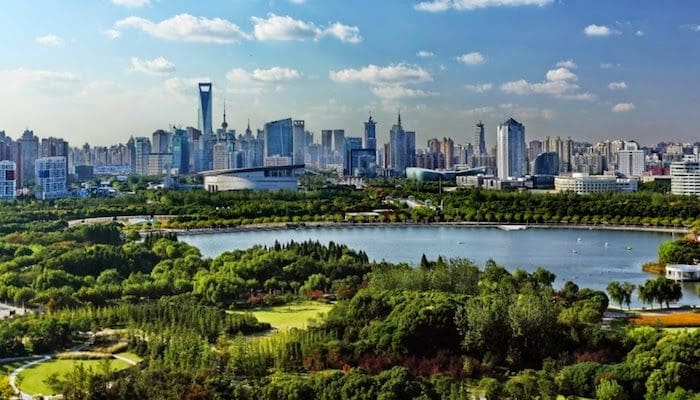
[180,225,699,307]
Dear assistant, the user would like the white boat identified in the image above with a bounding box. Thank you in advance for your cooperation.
[604,242,609,247]
[498,225,528,231]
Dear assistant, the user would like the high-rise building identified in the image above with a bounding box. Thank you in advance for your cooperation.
[152,130,172,154]
[133,137,151,175]
[147,153,173,176]
[442,137,454,169]
[40,137,70,179]
[264,118,293,166]
[35,156,67,200]
[474,121,486,155]
[17,130,39,187]
[406,131,416,168]
[0,131,15,164]
[198,83,213,135]
[389,113,408,174]
[532,152,560,175]
[528,140,543,165]
[172,128,190,174]
[670,161,700,196]
[344,137,363,174]
[496,118,526,179]
[364,115,377,150]
[0,160,16,200]
[292,120,306,165]
[332,129,346,164]
[618,141,645,177]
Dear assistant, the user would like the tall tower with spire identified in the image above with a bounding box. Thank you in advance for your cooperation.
[363,113,376,150]
[221,99,228,132]
[389,111,408,174]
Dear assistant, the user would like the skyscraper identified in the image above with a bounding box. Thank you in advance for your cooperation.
[442,137,454,169]
[133,137,151,175]
[618,141,645,177]
[35,156,67,200]
[264,118,293,165]
[0,160,16,200]
[363,115,376,150]
[496,118,526,179]
[152,130,171,154]
[172,128,190,174]
[389,113,408,174]
[332,129,346,165]
[292,120,306,165]
[475,121,486,155]
[198,83,213,135]
[532,152,560,175]
[18,130,39,187]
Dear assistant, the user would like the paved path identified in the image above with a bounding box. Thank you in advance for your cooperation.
[8,343,90,400]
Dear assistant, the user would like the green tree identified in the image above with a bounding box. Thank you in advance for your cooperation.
[596,379,627,400]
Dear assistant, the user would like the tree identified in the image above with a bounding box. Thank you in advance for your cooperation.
[606,281,625,309]
[621,282,636,310]
[596,379,627,400]
[657,278,683,309]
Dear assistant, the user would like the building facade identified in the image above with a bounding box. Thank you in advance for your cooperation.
[671,161,700,196]
[554,173,638,194]
[35,156,67,200]
[264,118,293,165]
[0,160,16,199]
[496,118,526,179]
[202,164,304,192]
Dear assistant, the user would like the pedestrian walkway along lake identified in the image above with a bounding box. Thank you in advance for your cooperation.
[181,225,699,307]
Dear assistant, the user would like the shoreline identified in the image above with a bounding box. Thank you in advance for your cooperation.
[139,221,689,236]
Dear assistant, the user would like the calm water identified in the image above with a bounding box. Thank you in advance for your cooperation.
[181,226,699,307]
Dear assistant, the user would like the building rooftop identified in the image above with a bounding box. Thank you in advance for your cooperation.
[200,164,305,177]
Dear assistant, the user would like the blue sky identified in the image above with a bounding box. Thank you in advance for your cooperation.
[1,0,699,147]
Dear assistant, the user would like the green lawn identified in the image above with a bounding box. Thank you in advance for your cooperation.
[17,358,131,397]
[238,301,334,331]
[662,327,699,333]
[0,360,25,375]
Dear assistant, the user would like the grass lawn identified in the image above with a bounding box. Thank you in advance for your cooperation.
[238,301,334,331]
[17,358,130,397]
[662,327,699,333]
[0,360,25,376]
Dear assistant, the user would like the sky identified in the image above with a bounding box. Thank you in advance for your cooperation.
[1,0,699,148]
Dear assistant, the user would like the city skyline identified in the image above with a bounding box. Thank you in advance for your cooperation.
[1,0,700,146]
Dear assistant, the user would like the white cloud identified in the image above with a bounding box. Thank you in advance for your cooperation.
[329,64,432,85]
[635,30,644,36]
[499,103,556,120]
[500,67,594,101]
[111,0,150,7]
[371,86,438,99]
[164,76,211,102]
[289,0,306,3]
[226,87,267,95]
[417,50,435,58]
[545,67,577,82]
[103,29,122,39]
[128,57,175,76]
[456,52,485,65]
[226,67,302,83]
[0,68,80,94]
[600,62,621,69]
[35,34,63,47]
[612,102,635,112]
[415,0,553,12]
[584,24,619,37]
[558,93,596,101]
[115,14,251,44]
[461,106,495,116]
[555,59,577,69]
[608,81,628,91]
[324,22,362,44]
[464,82,493,93]
[251,13,361,43]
